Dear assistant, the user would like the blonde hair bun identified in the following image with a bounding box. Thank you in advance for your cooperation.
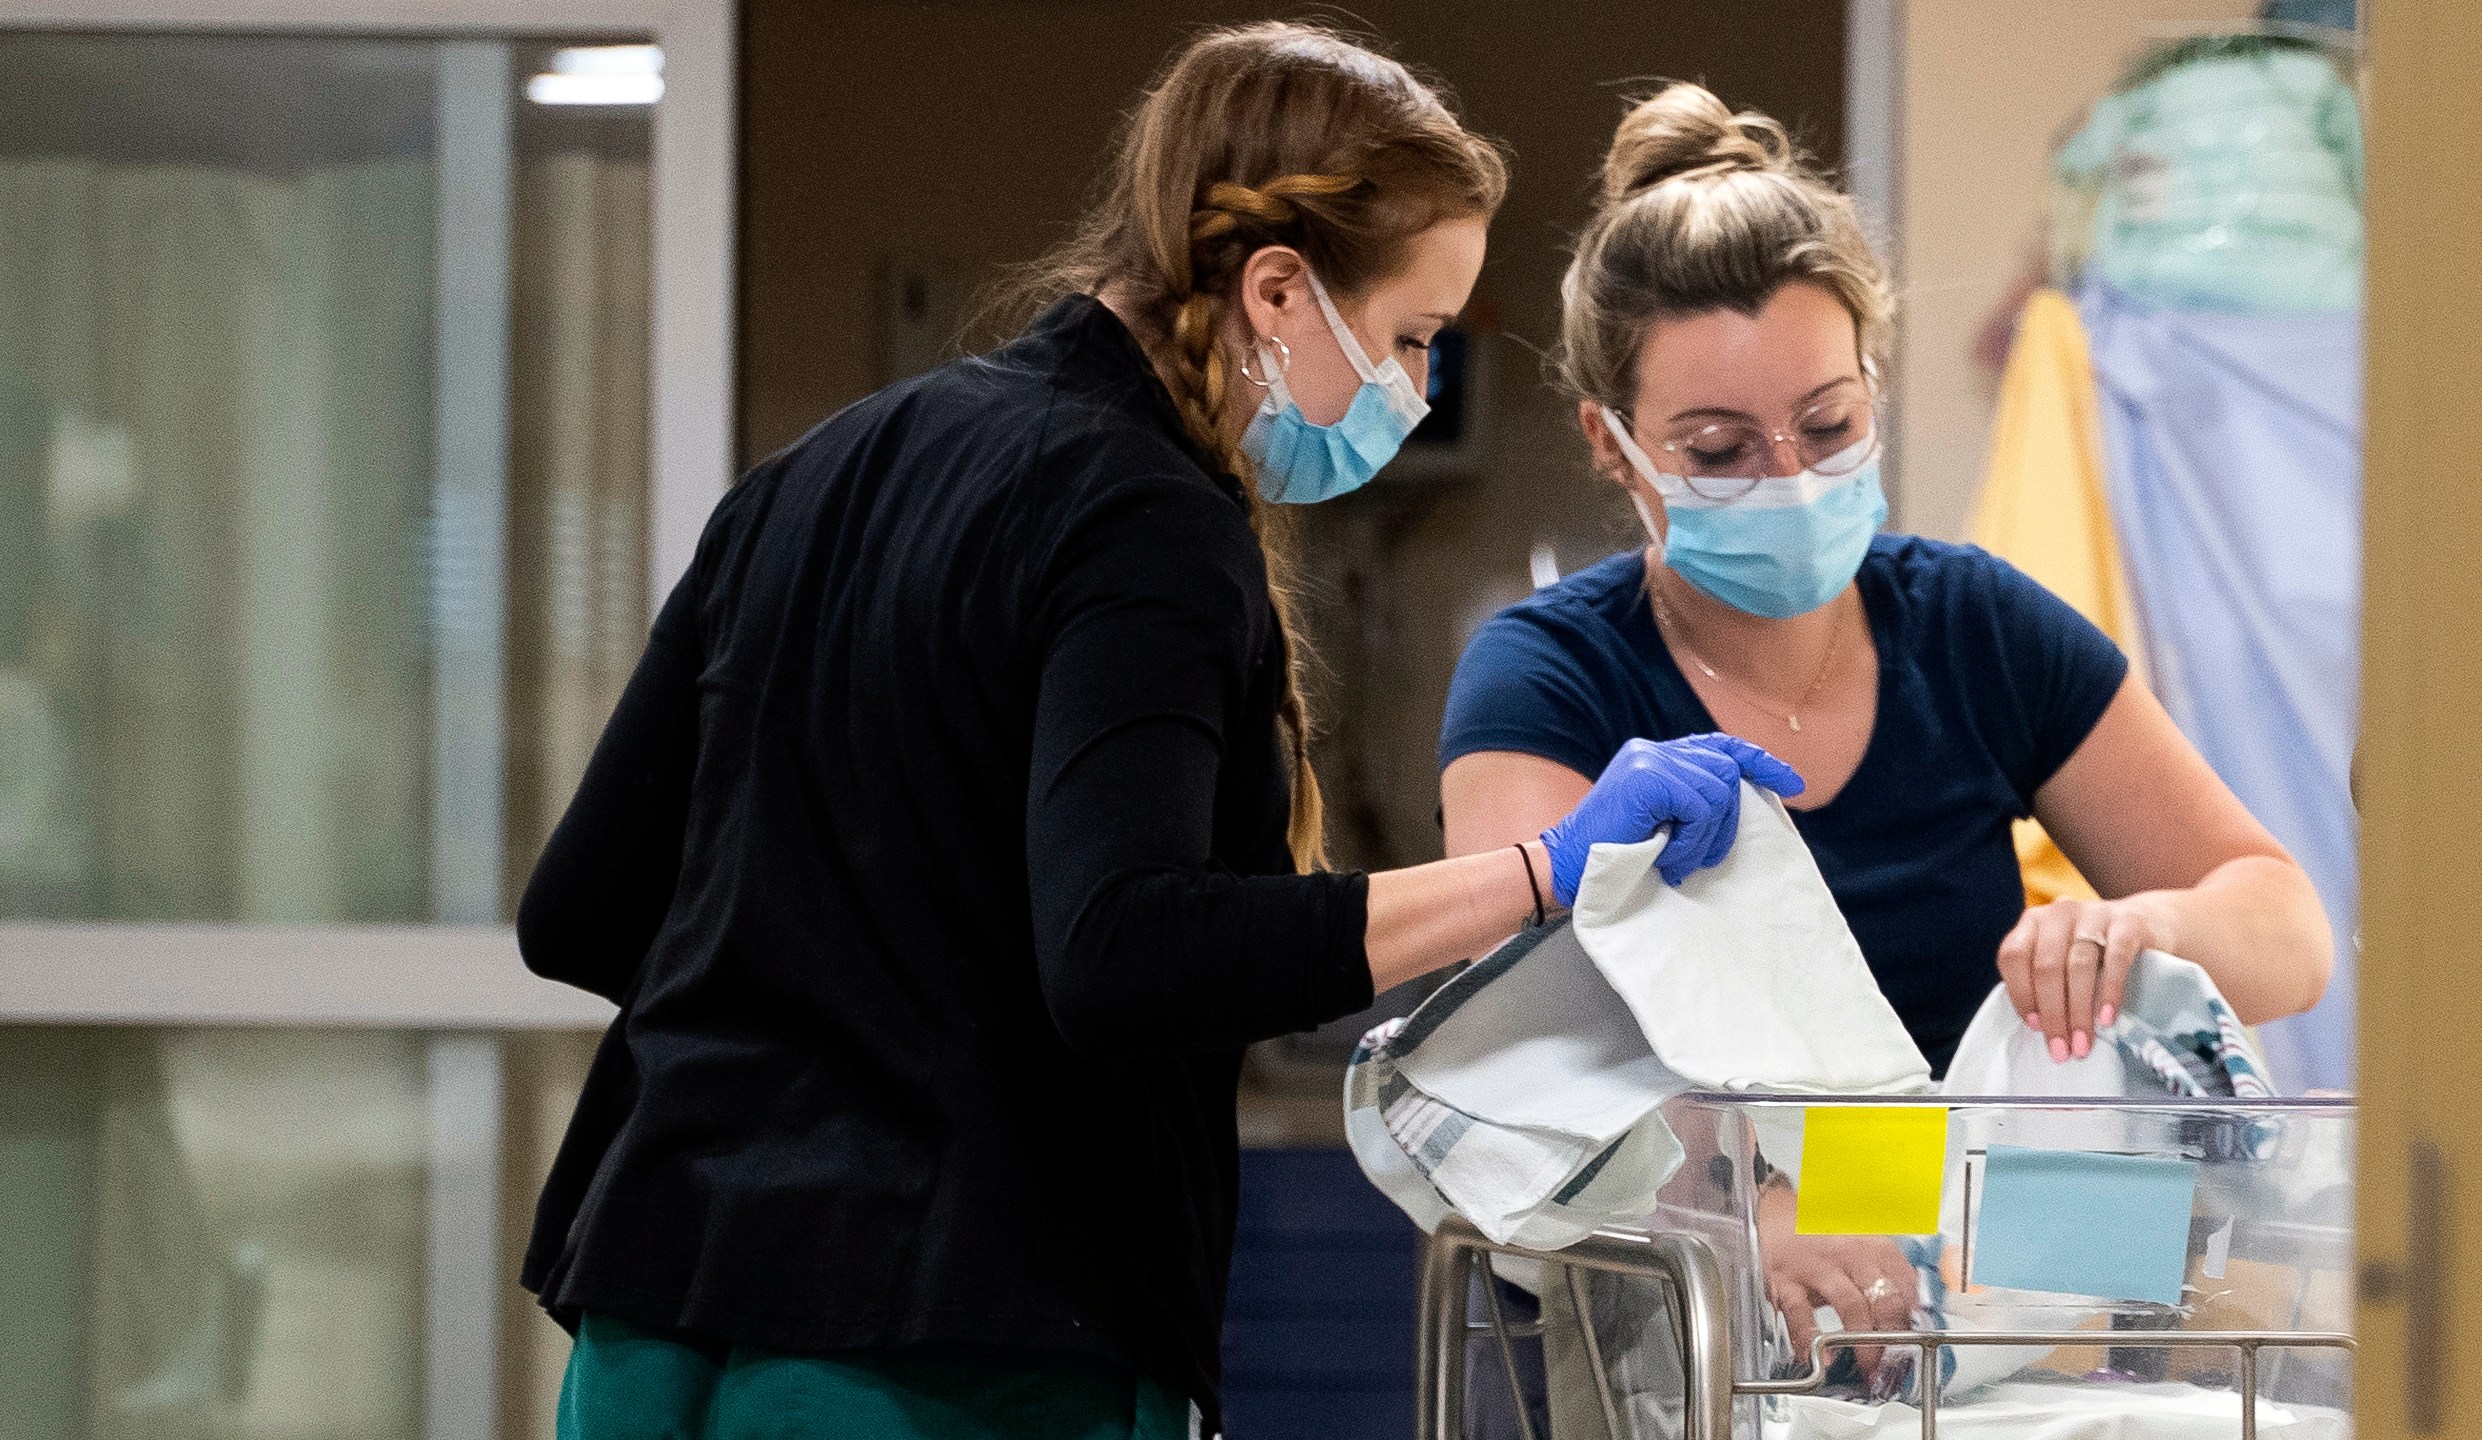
[1601,82,1793,204]
[1554,85,1891,418]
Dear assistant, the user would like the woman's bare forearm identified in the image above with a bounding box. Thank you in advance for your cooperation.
[2127,854,2334,1024]
[1364,840,1554,993]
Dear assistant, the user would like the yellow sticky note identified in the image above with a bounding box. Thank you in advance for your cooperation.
[1794,1106,1948,1235]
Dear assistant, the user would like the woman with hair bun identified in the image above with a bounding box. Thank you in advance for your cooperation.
[515,30,1803,1440]
[1441,82,2332,1371]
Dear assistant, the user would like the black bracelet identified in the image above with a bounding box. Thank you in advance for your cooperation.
[1512,843,1547,928]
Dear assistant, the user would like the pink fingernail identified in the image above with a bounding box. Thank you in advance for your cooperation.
[2023,1012,2042,1030]
[2072,1031,2091,1059]
[2048,1036,2069,1062]
[2098,1004,2117,1027]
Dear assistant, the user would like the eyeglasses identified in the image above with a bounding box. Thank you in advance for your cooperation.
[1638,386,1880,502]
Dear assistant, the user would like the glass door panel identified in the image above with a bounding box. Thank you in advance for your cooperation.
[0,30,654,927]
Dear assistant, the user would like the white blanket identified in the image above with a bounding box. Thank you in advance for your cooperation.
[1573,786,1929,1095]
[1346,784,1928,1247]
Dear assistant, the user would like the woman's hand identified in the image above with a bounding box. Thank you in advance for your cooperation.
[1370,730,1793,992]
[1757,1180,1917,1380]
[1538,734,1804,902]
[1996,895,2171,1061]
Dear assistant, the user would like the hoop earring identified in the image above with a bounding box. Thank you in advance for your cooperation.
[1239,334,1292,389]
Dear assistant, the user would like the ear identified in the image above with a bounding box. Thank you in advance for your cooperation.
[1236,245,1309,345]
[1578,398,1628,482]
[1583,399,1668,542]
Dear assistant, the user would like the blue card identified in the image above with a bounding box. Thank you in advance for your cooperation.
[1972,1145,2198,1305]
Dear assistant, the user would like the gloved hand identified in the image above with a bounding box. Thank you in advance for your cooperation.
[1540,734,1805,904]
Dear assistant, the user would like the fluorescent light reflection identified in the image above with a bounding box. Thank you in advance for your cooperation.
[527,45,663,106]
[526,72,663,106]
[552,44,663,76]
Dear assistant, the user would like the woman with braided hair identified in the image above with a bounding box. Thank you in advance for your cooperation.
[515,24,1799,1440]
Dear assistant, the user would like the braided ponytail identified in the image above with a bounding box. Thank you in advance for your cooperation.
[1162,175,1364,870]
[1007,22,1506,872]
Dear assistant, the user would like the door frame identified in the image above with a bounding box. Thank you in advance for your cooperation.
[0,0,728,1020]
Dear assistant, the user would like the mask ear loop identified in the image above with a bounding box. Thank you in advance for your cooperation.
[1599,406,1675,487]
[1301,267,1383,384]
[1601,406,1672,562]
[1304,264,1430,432]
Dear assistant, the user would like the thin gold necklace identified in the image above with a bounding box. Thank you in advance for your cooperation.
[1649,573,1848,734]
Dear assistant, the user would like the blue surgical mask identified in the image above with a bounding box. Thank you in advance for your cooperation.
[1602,405,1887,620]
[1242,268,1429,504]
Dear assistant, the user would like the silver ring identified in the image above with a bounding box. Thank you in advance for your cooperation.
[2072,932,2108,950]
[1864,1277,1895,1302]
[1238,334,1291,389]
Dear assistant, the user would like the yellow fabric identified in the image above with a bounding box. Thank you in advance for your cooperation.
[1969,289,2144,907]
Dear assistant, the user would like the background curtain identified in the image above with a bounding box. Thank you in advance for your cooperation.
[503,148,653,901]
[0,155,433,925]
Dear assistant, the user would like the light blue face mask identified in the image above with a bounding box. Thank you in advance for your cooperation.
[1602,406,1887,620]
[1242,268,1430,504]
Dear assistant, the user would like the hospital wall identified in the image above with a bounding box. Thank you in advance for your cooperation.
[1888,0,2259,540]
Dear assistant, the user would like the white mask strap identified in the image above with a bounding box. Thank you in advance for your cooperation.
[1628,490,1667,561]
[1600,406,1674,487]
[1303,266,1384,384]
[1604,408,1670,556]
[1254,341,1297,413]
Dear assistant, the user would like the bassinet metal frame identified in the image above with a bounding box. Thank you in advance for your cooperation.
[1415,1217,2354,1440]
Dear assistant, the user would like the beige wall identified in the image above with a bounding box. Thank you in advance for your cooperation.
[1891,0,2257,541]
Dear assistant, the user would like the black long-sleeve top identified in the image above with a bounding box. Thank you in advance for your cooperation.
[514,296,1374,1431]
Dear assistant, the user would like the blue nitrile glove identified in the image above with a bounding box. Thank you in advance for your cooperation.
[1539,734,1806,904]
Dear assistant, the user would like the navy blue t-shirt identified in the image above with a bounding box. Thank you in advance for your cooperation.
[1441,535,2129,1074]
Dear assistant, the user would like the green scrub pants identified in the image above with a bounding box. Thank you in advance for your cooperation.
[556,1312,1196,1440]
